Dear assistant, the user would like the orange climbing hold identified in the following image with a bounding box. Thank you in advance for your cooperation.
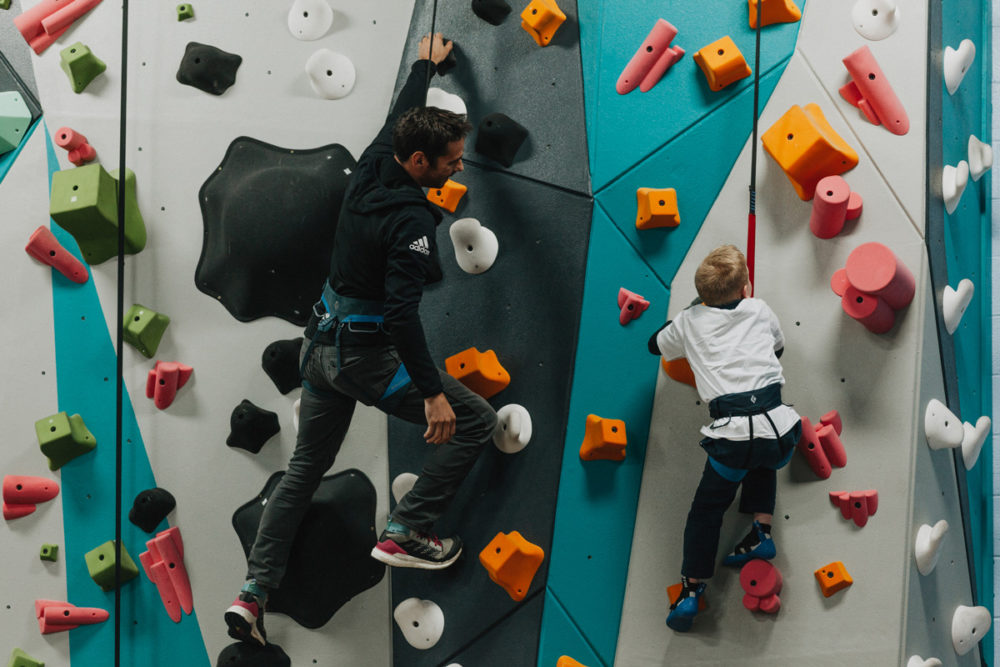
[427,179,467,212]
[661,357,696,388]
[635,187,680,229]
[692,36,751,92]
[520,0,565,47]
[748,0,802,28]
[445,347,510,399]
[557,658,588,667]
[761,103,859,200]
[479,531,545,602]
[814,561,853,598]
[579,414,627,461]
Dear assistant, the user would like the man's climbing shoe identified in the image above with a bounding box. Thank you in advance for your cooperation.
[666,578,707,632]
[370,523,462,570]
[722,520,775,566]
[224,580,268,646]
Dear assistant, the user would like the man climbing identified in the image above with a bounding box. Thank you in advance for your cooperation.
[225,33,498,647]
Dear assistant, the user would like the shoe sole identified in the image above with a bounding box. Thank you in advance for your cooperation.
[370,545,461,570]
[224,606,266,647]
[666,613,695,632]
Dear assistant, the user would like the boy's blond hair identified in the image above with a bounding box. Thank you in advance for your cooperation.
[694,245,749,306]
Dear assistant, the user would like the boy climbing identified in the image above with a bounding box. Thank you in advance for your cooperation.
[648,245,801,632]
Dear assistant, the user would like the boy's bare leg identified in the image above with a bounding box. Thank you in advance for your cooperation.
[754,512,773,525]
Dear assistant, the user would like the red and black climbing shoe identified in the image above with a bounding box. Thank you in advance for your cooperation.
[225,582,268,647]
[370,524,462,570]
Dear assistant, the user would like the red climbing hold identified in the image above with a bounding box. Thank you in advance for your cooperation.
[2,475,60,519]
[616,19,684,94]
[35,599,109,634]
[25,226,89,284]
[740,560,782,614]
[617,287,650,325]
[140,526,193,622]
[54,126,97,165]
[829,489,878,527]
[145,361,193,410]
[796,412,847,479]
[14,0,103,54]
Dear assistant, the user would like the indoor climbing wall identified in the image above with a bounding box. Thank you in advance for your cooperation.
[0,0,992,666]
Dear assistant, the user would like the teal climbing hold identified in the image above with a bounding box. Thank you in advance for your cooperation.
[7,648,43,667]
[59,42,106,93]
[85,540,140,592]
[0,92,31,155]
[177,3,194,20]
[40,543,59,562]
[34,412,96,471]
[49,163,147,265]
[124,304,171,358]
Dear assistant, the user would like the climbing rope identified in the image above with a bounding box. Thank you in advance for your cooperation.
[747,0,764,293]
[424,0,440,98]
[114,0,131,663]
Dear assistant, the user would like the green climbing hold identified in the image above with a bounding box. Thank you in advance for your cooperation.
[49,163,147,265]
[177,3,194,20]
[59,42,106,93]
[34,412,96,471]
[0,1,11,10]
[85,540,139,592]
[40,543,59,562]
[124,304,171,357]
[0,91,31,155]
[7,648,44,667]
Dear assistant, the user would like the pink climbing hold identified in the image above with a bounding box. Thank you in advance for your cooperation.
[14,0,103,54]
[832,243,913,333]
[841,284,895,334]
[617,287,650,325]
[25,226,90,284]
[796,412,847,479]
[816,423,847,468]
[829,489,878,527]
[54,127,97,166]
[819,409,842,436]
[3,475,60,520]
[140,526,193,622]
[740,560,782,614]
[35,599,109,634]
[839,45,909,136]
[809,176,862,239]
[145,361,193,410]
[616,19,684,94]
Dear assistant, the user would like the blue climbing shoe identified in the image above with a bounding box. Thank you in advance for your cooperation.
[722,520,775,567]
[666,579,706,632]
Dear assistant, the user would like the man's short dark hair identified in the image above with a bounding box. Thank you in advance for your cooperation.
[393,107,472,164]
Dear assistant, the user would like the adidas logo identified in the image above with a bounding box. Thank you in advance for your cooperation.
[409,236,431,255]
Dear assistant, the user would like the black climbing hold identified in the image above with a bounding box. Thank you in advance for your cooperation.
[176,41,242,95]
[261,337,304,395]
[474,112,529,168]
[232,469,384,629]
[216,641,290,667]
[196,137,356,325]
[436,39,457,76]
[471,0,512,26]
[226,400,280,454]
[128,487,176,533]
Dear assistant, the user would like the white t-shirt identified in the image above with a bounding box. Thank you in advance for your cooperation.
[656,298,799,441]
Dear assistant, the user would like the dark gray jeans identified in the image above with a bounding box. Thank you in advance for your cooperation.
[246,338,498,589]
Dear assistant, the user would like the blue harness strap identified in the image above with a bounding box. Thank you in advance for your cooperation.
[709,457,748,482]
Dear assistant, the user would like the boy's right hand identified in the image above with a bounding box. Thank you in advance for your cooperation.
[424,392,456,444]
[419,33,453,66]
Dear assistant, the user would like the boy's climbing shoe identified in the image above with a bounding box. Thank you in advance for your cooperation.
[371,523,462,570]
[225,580,268,646]
[666,578,707,632]
[722,520,775,566]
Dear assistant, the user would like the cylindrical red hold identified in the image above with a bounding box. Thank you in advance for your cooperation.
[42,604,109,626]
[25,226,89,284]
[796,417,831,479]
[830,268,850,297]
[841,285,895,334]
[810,176,850,239]
[817,424,847,468]
[740,559,783,597]
[844,242,915,310]
[819,410,842,436]
[54,127,87,150]
[68,143,97,166]
[846,191,863,220]
[2,475,59,505]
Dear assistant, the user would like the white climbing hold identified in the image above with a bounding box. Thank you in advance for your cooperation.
[426,87,467,116]
[449,218,498,275]
[288,0,334,41]
[493,404,532,454]
[941,161,968,214]
[906,657,942,667]
[942,279,974,335]
[391,472,418,503]
[951,605,991,656]
[305,49,356,100]
[968,135,992,181]
[851,0,900,41]
[292,397,301,433]
[914,519,948,575]
[924,399,963,450]
[393,597,444,649]
[961,416,990,470]
[943,39,975,95]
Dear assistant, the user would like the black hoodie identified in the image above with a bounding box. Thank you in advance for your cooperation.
[305,60,446,398]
